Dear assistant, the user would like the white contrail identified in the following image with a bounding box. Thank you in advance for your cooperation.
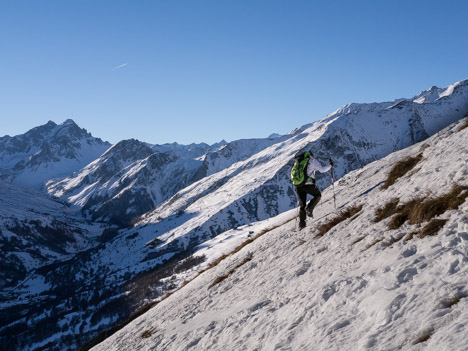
[113,63,128,70]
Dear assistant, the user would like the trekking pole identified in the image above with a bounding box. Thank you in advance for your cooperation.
[294,191,299,229]
[296,203,299,229]
[329,158,337,210]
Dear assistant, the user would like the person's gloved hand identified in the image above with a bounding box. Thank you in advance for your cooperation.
[329,159,334,167]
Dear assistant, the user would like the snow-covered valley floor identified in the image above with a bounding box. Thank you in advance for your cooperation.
[93,119,467,350]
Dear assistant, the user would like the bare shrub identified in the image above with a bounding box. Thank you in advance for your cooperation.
[381,153,423,189]
[316,204,363,237]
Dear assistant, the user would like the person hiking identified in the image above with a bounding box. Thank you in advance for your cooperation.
[291,151,333,229]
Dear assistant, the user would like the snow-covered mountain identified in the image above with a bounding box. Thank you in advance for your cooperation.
[0,119,110,187]
[1,79,467,351]
[46,138,180,226]
[91,116,468,351]
[125,79,468,262]
[46,136,288,226]
[0,181,104,291]
[47,80,468,231]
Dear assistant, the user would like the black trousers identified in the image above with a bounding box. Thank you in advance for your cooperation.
[295,183,321,225]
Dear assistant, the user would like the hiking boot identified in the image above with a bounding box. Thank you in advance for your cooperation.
[306,207,314,218]
[299,221,306,230]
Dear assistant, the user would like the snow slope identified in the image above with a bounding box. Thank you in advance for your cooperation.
[92,117,468,351]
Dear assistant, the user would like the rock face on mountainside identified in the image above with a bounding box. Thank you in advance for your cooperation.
[91,117,468,351]
[0,119,110,187]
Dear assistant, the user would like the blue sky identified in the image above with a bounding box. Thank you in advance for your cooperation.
[1,0,467,145]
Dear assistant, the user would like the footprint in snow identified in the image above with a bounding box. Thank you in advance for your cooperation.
[294,261,311,277]
[287,312,307,331]
[401,245,417,257]
[327,319,351,335]
[449,259,460,274]
[322,285,336,301]
[448,236,462,248]
[397,267,418,284]
[185,337,202,349]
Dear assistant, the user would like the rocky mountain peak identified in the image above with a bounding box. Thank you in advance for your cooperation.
[104,139,155,162]
[0,119,111,187]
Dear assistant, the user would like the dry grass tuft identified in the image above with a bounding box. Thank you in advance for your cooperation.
[374,198,400,222]
[140,326,157,338]
[365,239,382,250]
[209,255,253,289]
[418,219,448,238]
[381,153,423,190]
[413,332,432,345]
[404,231,418,242]
[388,211,411,230]
[441,295,462,309]
[292,239,307,249]
[199,221,287,275]
[409,185,468,224]
[316,204,363,237]
[375,185,468,232]
[351,235,366,245]
[206,254,230,270]
[381,234,406,247]
[458,117,468,132]
[439,279,467,309]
